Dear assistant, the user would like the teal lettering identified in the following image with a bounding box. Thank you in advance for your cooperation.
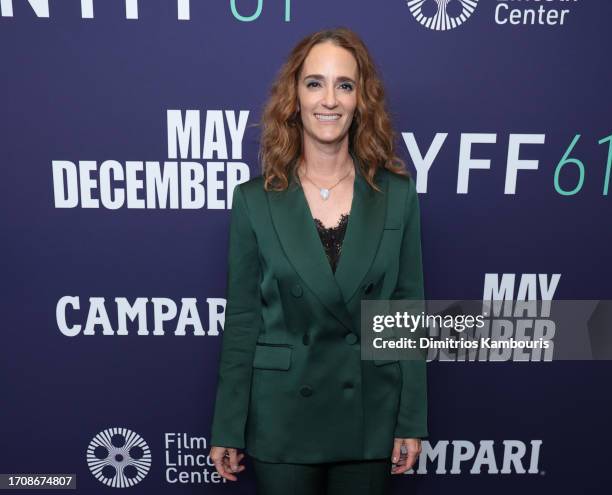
[230,0,263,22]
[598,133,612,196]
[554,134,584,196]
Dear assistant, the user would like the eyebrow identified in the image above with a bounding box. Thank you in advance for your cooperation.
[302,74,356,84]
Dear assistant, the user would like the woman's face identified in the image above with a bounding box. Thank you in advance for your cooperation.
[297,41,358,148]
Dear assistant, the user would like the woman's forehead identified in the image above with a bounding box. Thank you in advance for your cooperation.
[301,42,358,79]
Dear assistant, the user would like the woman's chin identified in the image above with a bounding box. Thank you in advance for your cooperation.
[309,131,348,145]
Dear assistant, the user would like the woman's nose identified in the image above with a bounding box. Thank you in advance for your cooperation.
[323,86,337,107]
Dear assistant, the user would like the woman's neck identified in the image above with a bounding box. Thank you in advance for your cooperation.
[299,138,353,180]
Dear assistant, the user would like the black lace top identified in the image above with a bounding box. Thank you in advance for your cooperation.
[313,213,350,273]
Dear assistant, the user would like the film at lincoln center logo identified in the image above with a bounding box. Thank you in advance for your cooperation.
[86,427,152,488]
[406,0,479,31]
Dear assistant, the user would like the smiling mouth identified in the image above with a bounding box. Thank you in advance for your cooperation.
[314,113,341,121]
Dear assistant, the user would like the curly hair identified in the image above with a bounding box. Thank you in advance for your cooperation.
[258,27,409,192]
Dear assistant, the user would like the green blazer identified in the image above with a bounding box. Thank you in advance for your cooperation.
[210,156,428,464]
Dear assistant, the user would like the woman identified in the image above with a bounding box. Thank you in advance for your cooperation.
[209,27,427,494]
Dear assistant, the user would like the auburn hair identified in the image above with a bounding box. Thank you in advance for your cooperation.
[258,27,409,192]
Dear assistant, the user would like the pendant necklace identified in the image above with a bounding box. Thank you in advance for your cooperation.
[299,162,353,201]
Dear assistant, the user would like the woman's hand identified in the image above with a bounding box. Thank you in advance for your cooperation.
[210,446,246,481]
[390,438,421,475]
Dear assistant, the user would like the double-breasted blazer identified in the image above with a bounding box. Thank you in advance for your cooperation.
[210,155,428,464]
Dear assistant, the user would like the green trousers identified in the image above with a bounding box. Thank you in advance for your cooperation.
[251,457,392,495]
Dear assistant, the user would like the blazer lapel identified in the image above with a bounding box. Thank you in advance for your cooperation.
[267,154,387,332]
[334,161,387,304]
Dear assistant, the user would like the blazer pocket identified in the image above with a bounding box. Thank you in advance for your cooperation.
[384,221,401,230]
[373,359,399,366]
[252,344,292,371]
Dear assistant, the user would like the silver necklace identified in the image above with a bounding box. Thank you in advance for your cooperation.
[299,162,353,201]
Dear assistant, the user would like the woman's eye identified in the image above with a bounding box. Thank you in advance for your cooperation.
[306,81,353,91]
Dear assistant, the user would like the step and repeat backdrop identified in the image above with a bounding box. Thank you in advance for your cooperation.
[1,1,610,494]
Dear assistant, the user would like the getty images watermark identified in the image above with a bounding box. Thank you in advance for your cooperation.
[360,300,612,362]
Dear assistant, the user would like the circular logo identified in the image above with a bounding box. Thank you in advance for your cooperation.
[86,427,152,488]
[406,0,479,31]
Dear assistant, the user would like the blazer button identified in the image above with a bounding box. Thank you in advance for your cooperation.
[302,334,310,346]
[344,333,358,345]
[364,282,374,294]
[291,284,303,297]
[299,385,313,397]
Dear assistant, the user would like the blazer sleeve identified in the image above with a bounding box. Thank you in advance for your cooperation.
[390,177,429,439]
[210,184,263,449]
